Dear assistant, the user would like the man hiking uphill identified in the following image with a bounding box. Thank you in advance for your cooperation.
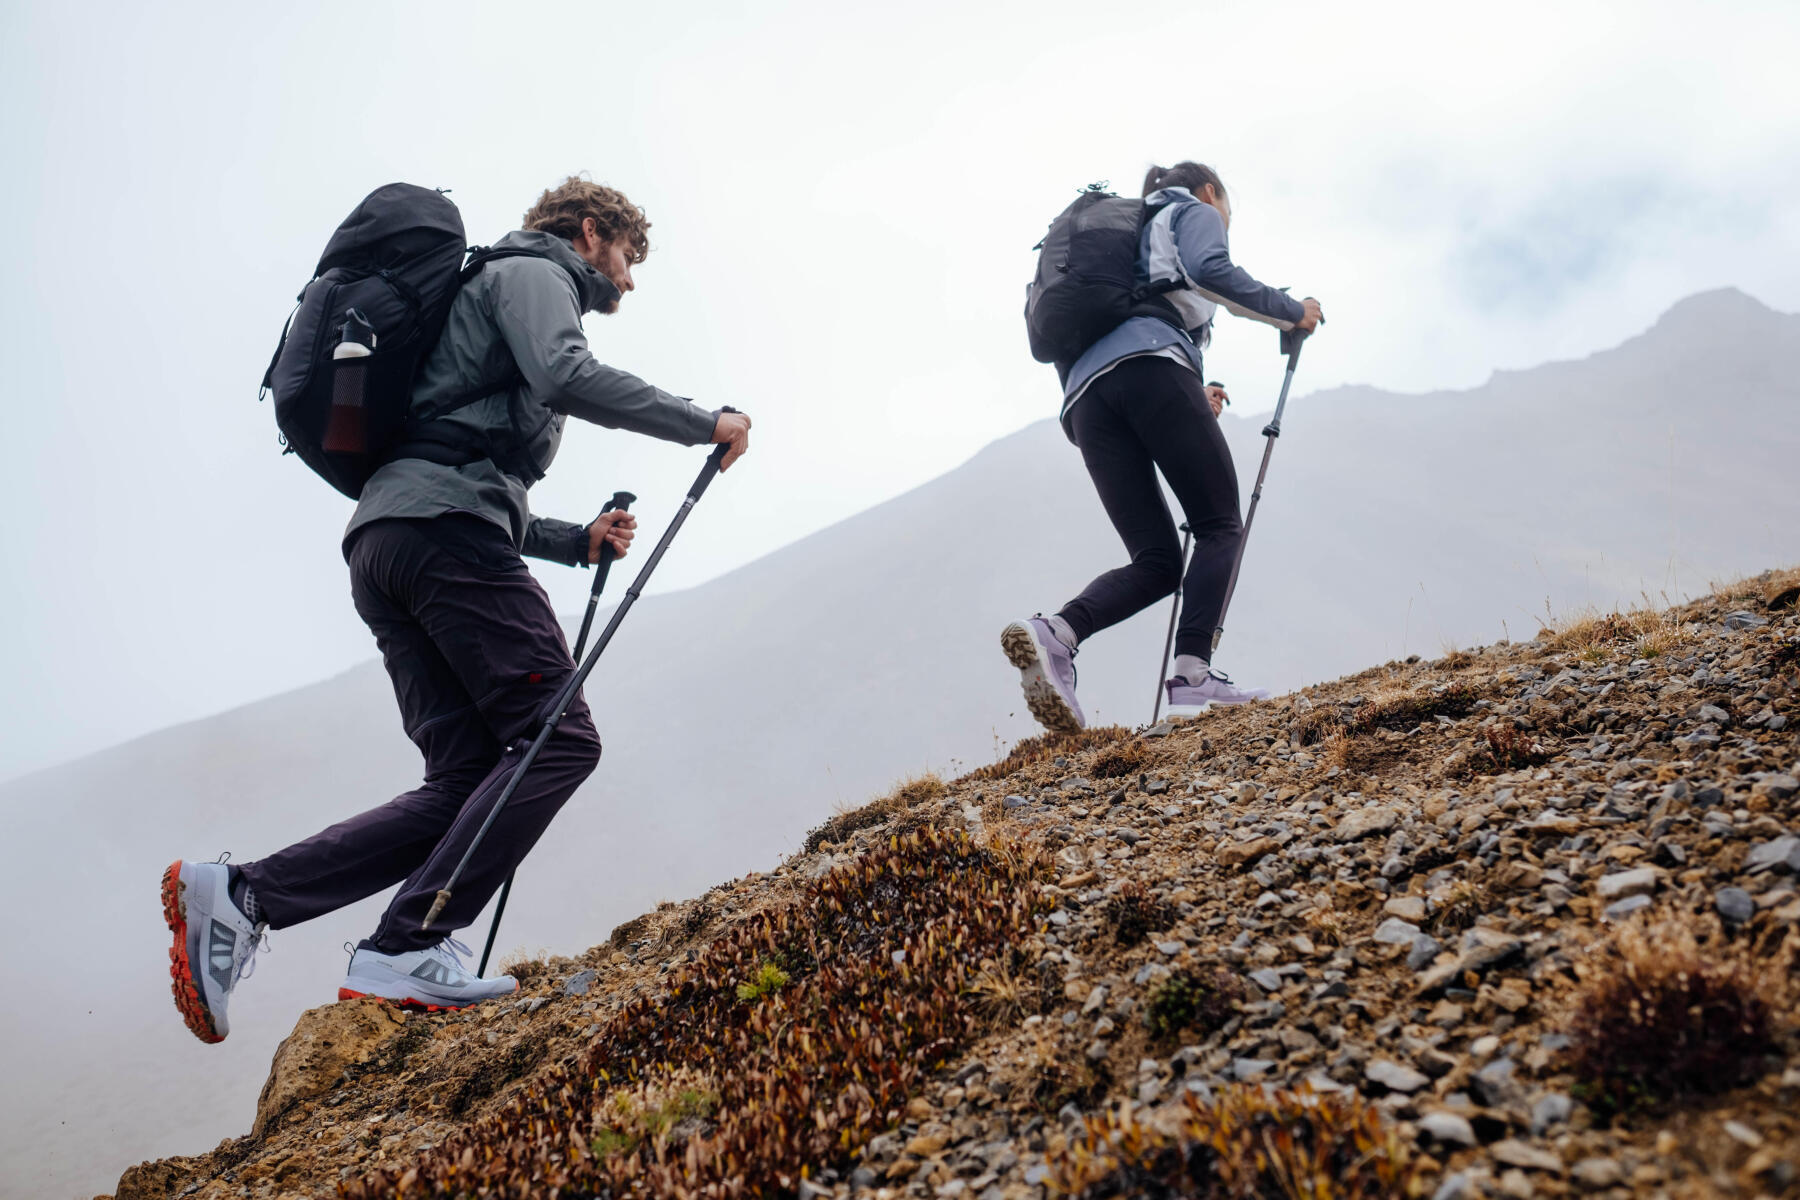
[161,176,753,1043]
[1005,161,1322,731]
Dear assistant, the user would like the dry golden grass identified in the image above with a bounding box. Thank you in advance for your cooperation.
[957,725,1134,783]
[1540,600,1688,661]
[803,772,947,852]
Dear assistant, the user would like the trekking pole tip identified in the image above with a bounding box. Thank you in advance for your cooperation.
[421,890,451,931]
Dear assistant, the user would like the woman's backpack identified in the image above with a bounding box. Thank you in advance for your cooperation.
[1024,185,1185,367]
[259,184,535,499]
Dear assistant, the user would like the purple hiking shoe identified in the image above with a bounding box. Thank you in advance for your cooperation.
[1165,669,1269,709]
[1001,617,1086,732]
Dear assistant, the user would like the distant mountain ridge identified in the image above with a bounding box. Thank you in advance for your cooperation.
[3,288,1797,1197]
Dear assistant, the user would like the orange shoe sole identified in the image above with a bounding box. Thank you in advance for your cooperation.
[337,986,474,1014]
[161,861,223,1044]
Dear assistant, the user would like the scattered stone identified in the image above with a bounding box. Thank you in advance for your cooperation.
[1383,896,1428,922]
[1603,894,1653,921]
[1214,836,1277,868]
[1433,1170,1477,1200]
[1530,1093,1572,1135]
[562,969,598,996]
[1248,967,1283,992]
[1231,1058,1274,1081]
[1716,886,1756,924]
[1408,935,1444,971]
[1374,917,1423,945]
[1722,610,1769,629]
[1724,1120,1764,1148]
[1364,1058,1430,1093]
[1746,836,1800,875]
[1156,940,1186,956]
[1335,807,1400,842]
[1595,867,1660,900]
[1490,1138,1563,1172]
[1002,794,1029,810]
[1417,1111,1478,1147]
[1752,774,1799,801]
[1569,1158,1624,1188]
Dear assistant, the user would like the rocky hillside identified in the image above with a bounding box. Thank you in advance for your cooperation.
[114,569,1800,1200]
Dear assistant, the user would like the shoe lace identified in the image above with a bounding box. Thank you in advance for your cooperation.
[428,937,476,980]
[233,927,269,987]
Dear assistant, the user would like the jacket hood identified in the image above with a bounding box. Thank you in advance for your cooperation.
[490,229,622,315]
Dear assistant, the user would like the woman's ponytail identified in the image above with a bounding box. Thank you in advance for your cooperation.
[1142,161,1227,201]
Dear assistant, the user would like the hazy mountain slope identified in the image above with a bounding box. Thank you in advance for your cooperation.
[3,288,1797,1197]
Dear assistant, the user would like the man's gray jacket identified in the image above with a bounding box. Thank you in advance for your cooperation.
[345,229,717,564]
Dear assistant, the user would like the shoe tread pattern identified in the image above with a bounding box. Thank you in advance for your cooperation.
[161,862,223,1044]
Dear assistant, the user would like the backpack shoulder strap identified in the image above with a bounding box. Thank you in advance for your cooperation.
[407,246,552,424]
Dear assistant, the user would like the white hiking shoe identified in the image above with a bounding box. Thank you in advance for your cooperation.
[161,859,267,1043]
[1164,669,1270,709]
[339,938,518,1011]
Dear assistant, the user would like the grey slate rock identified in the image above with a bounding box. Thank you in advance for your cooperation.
[1417,1111,1477,1147]
[1604,894,1654,920]
[1249,967,1283,992]
[1432,1170,1476,1200]
[1716,886,1756,924]
[1746,836,1800,875]
[1408,934,1444,971]
[1531,1092,1572,1135]
[1595,867,1660,899]
[1364,1058,1430,1093]
[1374,917,1422,945]
[1334,806,1400,842]
[562,969,598,996]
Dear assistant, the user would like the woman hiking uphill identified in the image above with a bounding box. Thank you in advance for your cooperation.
[1004,161,1323,731]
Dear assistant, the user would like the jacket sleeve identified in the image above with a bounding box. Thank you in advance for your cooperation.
[523,514,591,567]
[487,262,719,445]
[1172,203,1306,329]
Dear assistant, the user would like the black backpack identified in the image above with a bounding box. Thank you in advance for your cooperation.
[260,184,538,499]
[1024,185,1185,367]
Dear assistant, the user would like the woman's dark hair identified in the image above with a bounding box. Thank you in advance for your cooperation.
[1142,161,1226,201]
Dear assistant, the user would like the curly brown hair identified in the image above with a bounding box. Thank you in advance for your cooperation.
[522,175,651,263]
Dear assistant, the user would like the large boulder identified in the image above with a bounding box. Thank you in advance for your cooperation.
[253,998,409,1138]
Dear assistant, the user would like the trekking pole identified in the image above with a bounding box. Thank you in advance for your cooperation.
[1149,523,1193,725]
[1211,328,1309,656]
[573,491,637,660]
[425,418,740,939]
[475,489,634,975]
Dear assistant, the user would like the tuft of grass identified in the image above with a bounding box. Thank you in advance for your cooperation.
[1292,685,1480,748]
[958,726,1133,782]
[1564,917,1787,1115]
[496,948,554,983]
[1473,724,1549,772]
[1541,601,1687,661]
[1048,1086,1423,1199]
[1089,739,1150,780]
[1103,881,1178,946]
[801,772,947,851]
[1145,968,1244,1040]
[589,1074,721,1160]
[734,960,789,1004]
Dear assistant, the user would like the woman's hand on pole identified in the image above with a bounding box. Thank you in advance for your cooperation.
[1203,385,1229,418]
[587,510,638,561]
[1296,297,1324,333]
[711,410,752,471]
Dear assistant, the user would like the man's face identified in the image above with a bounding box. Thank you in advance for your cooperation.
[573,218,636,313]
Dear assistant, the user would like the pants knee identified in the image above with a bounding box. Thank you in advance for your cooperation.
[557,714,603,779]
[1136,548,1183,597]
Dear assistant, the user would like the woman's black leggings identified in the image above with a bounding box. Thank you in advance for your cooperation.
[1058,355,1242,660]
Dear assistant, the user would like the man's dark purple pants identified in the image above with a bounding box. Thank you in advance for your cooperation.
[239,515,601,953]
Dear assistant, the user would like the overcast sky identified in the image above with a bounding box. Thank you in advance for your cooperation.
[1,0,1796,781]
